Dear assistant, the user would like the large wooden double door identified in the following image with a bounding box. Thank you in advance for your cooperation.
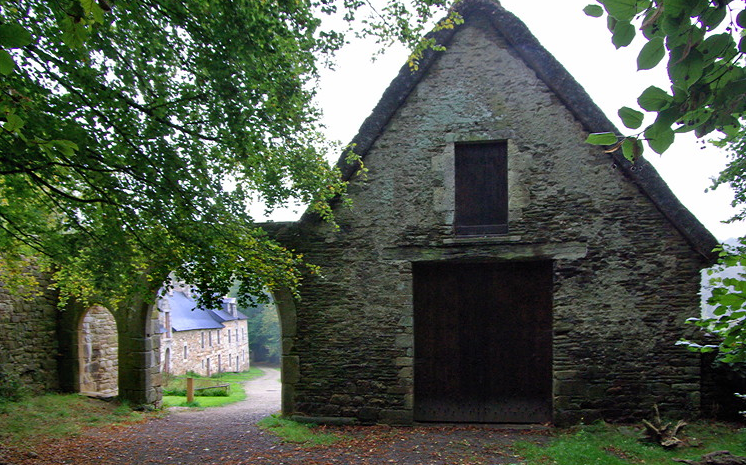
[413,261,553,423]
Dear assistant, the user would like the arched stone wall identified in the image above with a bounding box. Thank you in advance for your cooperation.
[78,305,118,397]
[117,297,163,407]
[58,289,163,408]
[271,288,297,416]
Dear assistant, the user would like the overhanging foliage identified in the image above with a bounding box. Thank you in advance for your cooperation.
[0,0,455,308]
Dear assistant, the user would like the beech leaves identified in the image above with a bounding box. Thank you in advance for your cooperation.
[584,0,746,160]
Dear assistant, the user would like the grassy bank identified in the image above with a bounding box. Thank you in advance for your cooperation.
[257,415,345,446]
[162,367,265,408]
[0,394,150,450]
[514,421,746,464]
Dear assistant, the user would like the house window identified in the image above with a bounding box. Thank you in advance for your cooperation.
[228,329,231,343]
[217,330,221,345]
[201,332,205,349]
[229,353,232,367]
[164,312,172,338]
[218,354,221,373]
[209,331,212,346]
[183,344,188,360]
[454,141,508,235]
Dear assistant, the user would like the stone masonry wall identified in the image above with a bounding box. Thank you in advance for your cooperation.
[0,273,59,395]
[278,16,709,425]
[79,305,118,396]
[159,320,250,377]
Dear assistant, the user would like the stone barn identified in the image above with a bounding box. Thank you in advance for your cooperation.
[269,0,718,425]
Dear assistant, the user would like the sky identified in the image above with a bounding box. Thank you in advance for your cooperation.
[280,0,744,242]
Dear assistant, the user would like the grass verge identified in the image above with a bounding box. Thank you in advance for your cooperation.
[0,394,151,450]
[513,421,746,464]
[162,367,264,408]
[257,415,345,446]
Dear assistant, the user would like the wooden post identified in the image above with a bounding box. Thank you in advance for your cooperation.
[186,377,194,403]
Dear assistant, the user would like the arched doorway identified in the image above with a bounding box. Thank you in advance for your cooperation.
[78,305,119,397]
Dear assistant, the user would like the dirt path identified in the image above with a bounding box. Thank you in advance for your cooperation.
[1,368,550,464]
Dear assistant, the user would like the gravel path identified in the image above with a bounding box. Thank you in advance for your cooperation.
[1,368,550,464]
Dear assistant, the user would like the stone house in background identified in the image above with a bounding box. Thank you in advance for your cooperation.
[157,284,250,377]
[268,0,719,426]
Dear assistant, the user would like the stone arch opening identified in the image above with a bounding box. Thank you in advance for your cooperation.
[247,293,281,366]
[78,305,119,398]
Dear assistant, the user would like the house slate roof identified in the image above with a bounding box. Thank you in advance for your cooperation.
[165,290,226,332]
[297,0,719,261]
[209,308,247,323]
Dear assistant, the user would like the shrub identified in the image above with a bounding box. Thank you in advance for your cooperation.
[0,365,26,403]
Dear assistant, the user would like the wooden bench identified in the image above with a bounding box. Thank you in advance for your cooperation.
[194,383,230,394]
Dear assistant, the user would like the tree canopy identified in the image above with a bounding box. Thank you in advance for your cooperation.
[0,0,454,309]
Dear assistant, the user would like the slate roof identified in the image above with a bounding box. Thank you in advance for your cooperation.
[305,0,718,261]
[165,290,225,332]
[209,308,247,323]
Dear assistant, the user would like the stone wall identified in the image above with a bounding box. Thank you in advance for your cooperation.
[79,305,118,396]
[159,320,250,377]
[276,15,710,425]
[0,273,59,395]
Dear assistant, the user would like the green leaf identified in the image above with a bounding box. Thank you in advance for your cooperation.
[621,137,643,161]
[0,24,32,48]
[700,33,736,63]
[3,113,24,132]
[664,0,697,18]
[601,0,644,21]
[637,37,665,70]
[586,132,619,145]
[91,2,105,23]
[611,20,636,48]
[618,106,644,129]
[661,13,688,38]
[80,0,94,13]
[736,9,746,28]
[51,140,80,156]
[644,124,675,154]
[641,8,665,40]
[637,85,672,111]
[701,6,727,30]
[607,15,618,33]
[0,50,15,75]
[583,4,604,17]
[668,48,703,87]
[740,36,746,54]
[675,107,712,133]
[60,17,88,48]
[80,0,105,23]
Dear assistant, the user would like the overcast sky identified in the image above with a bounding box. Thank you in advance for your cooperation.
[277,0,744,242]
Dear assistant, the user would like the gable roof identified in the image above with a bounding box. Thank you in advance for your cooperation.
[320,0,718,261]
[165,290,225,332]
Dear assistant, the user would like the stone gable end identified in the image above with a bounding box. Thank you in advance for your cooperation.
[275,3,714,426]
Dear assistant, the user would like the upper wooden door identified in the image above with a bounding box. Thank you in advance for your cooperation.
[413,261,553,423]
[454,141,508,236]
